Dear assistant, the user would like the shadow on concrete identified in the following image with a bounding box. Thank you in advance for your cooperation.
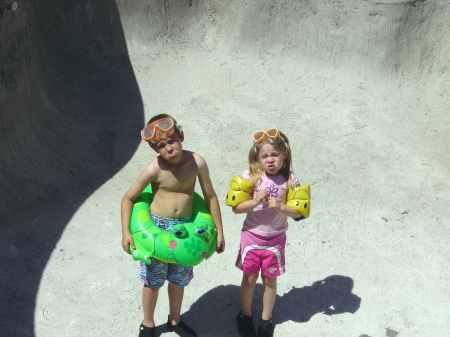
[152,275,360,336]
[0,1,143,336]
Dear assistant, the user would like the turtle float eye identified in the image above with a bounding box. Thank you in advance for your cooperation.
[173,229,186,237]
[194,227,207,236]
[172,224,187,238]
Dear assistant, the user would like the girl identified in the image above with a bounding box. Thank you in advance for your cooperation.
[232,128,302,337]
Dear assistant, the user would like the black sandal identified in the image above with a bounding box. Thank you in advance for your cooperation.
[236,311,256,337]
[138,323,155,337]
[167,315,198,337]
[257,318,274,337]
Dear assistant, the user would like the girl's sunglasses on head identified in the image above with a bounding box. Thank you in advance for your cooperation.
[252,128,280,143]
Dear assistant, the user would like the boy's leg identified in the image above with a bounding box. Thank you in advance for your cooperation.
[260,275,277,320]
[166,264,197,336]
[167,282,184,325]
[142,285,160,327]
[166,260,193,324]
[167,282,197,336]
[138,258,168,328]
[240,272,259,317]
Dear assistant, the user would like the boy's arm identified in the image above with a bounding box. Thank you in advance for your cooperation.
[121,160,158,254]
[196,154,225,254]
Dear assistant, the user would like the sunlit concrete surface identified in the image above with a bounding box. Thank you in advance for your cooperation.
[1,1,449,336]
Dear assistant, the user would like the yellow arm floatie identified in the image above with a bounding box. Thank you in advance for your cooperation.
[286,184,311,218]
[225,175,254,207]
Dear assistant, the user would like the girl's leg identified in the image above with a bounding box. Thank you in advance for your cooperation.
[261,275,277,320]
[142,285,160,327]
[240,271,259,317]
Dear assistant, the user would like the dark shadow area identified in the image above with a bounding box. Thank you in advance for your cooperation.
[273,275,361,323]
[153,275,361,336]
[0,1,143,336]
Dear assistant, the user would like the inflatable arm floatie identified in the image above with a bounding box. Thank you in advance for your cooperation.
[129,185,217,266]
[225,175,254,207]
[286,184,311,218]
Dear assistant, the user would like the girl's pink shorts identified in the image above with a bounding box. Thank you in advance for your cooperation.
[235,229,286,277]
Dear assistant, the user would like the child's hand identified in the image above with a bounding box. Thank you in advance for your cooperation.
[254,189,268,205]
[267,197,282,211]
[215,233,225,254]
[122,232,136,254]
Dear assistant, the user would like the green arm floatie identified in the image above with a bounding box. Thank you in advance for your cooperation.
[286,184,311,218]
[225,175,254,207]
[129,185,217,266]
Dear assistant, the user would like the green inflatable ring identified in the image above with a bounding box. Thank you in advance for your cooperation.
[129,185,217,266]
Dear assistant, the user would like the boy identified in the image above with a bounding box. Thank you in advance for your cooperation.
[121,114,225,337]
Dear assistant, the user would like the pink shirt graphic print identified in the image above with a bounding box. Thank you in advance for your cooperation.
[242,169,300,237]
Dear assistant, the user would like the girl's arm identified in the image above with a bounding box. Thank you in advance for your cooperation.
[196,154,225,254]
[232,189,267,214]
[267,197,302,218]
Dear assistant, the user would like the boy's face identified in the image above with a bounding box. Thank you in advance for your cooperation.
[151,131,184,162]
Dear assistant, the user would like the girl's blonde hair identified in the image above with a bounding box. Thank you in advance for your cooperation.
[248,131,293,187]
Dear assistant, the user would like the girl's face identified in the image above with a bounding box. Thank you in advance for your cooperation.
[258,143,286,176]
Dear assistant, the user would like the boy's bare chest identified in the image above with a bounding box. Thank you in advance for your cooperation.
[157,164,197,191]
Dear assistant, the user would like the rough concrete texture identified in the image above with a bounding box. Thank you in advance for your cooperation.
[1,1,449,336]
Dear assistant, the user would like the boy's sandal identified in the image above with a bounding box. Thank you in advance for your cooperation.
[167,315,198,337]
[139,323,155,337]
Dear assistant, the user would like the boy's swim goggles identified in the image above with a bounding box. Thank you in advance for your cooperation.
[252,128,280,143]
[141,117,182,144]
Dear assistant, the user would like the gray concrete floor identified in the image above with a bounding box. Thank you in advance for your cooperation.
[1,1,449,336]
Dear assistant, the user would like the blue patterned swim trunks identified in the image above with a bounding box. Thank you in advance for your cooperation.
[138,213,194,288]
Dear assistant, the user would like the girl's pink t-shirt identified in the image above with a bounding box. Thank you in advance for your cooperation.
[242,169,300,237]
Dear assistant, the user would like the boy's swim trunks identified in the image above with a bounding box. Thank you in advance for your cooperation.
[138,213,194,288]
